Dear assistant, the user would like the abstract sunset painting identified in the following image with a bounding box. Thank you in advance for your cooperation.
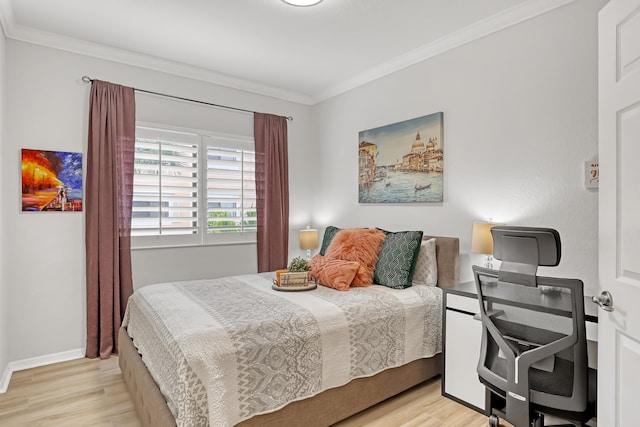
[21,149,83,212]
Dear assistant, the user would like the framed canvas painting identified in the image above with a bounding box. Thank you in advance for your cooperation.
[358,112,443,203]
[21,149,83,212]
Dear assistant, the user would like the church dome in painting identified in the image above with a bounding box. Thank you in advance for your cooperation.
[411,132,425,154]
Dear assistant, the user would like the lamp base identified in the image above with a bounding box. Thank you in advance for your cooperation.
[483,255,494,269]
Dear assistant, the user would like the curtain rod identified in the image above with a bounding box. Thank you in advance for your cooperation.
[81,76,293,121]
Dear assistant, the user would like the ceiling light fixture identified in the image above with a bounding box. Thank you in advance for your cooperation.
[282,0,323,6]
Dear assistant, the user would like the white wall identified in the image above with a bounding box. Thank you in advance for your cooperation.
[0,21,9,390]
[311,0,605,294]
[4,40,314,362]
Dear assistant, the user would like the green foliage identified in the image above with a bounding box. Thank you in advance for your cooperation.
[288,256,311,272]
[208,210,237,229]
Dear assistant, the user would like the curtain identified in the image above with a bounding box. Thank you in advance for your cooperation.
[254,113,289,272]
[85,80,136,359]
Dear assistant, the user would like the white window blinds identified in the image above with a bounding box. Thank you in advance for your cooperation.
[205,139,257,235]
[132,125,255,247]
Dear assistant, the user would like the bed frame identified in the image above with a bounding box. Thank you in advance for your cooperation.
[118,235,459,427]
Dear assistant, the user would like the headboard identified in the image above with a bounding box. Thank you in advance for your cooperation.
[424,235,460,288]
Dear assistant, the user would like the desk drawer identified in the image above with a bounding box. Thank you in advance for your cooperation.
[444,308,486,411]
[446,293,480,314]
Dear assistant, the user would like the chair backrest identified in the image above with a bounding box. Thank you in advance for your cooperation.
[491,226,561,287]
[473,226,588,427]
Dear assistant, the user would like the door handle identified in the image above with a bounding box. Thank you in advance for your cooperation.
[592,291,614,312]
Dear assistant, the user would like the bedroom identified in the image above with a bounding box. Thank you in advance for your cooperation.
[0,0,618,425]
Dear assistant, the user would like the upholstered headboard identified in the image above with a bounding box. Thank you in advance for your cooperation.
[424,235,460,288]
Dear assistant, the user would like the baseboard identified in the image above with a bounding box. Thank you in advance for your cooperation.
[0,348,85,394]
[0,363,11,394]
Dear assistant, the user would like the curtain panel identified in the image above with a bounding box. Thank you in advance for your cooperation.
[85,80,136,359]
[254,113,289,272]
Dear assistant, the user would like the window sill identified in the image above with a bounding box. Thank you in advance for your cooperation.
[131,240,257,251]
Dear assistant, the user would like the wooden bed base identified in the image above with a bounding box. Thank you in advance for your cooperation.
[118,235,459,426]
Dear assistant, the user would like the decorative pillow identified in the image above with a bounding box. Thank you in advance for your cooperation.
[373,229,424,289]
[325,228,386,287]
[412,238,438,286]
[319,226,341,256]
[310,255,360,291]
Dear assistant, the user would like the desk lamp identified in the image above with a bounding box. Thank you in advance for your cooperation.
[299,226,319,260]
[471,221,504,269]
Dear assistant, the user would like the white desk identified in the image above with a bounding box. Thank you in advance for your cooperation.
[442,281,598,413]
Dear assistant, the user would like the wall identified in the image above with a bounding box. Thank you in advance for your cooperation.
[0,22,8,391]
[4,41,314,362]
[311,0,605,294]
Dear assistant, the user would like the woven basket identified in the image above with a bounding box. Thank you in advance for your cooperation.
[279,272,308,287]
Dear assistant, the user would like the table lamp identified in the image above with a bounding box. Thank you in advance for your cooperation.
[299,226,319,260]
[471,221,504,268]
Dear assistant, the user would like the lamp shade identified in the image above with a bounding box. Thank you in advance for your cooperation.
[299,228,319,250]
[471,222,503,255]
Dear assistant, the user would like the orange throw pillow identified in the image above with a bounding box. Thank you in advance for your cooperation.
[310,255,360,291]
[324,228,386,287]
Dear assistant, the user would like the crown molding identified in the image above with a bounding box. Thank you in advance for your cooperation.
[2,20,314,105]
[0,0,578,106]
[312,0,579,103]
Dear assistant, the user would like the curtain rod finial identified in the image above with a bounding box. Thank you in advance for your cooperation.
[82,76,92,84]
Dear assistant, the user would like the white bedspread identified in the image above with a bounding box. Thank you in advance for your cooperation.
[122,273,442,427]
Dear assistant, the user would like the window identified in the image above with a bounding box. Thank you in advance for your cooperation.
[204,136,257,235]
[132,125,256,247]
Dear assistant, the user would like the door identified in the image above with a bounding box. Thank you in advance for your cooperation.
[598,0,640,425]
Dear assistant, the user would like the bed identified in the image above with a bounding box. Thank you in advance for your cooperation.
[118,234,459,427]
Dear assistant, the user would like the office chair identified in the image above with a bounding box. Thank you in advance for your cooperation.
[473,226,596,427]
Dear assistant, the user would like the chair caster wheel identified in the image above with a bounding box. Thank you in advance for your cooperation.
[489,414,500,427]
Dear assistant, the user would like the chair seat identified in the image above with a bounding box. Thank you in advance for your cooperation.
[489,356,575,397]
[481,366,597,424]
[531,368,597,423]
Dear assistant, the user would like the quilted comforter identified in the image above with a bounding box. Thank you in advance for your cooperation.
[122,273,442,426]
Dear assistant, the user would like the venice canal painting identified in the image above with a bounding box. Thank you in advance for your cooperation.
[359,112,443,203]
[22,149,83,212]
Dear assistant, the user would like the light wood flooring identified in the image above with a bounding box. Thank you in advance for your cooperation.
[0,357,507,427]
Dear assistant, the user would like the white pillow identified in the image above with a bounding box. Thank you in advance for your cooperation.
[412,238,438,286]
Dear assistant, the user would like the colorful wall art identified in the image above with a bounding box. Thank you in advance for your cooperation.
[358,112,444,203]
[21,149,83,212]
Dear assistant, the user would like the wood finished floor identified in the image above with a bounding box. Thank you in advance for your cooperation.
[0,357,509,427]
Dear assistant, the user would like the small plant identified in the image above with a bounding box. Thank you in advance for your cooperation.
[288,256,311,272]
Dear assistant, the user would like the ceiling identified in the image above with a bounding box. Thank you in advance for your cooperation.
[0,0,575,104]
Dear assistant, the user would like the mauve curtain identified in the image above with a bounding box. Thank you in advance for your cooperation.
[85,80,136,359]
[254,113,289,272]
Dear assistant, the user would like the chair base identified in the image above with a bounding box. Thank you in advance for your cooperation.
[487,392,593,427]
[487,413,585,427]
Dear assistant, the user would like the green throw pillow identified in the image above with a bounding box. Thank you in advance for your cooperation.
[374,229,424,289]
[319,226,341,256]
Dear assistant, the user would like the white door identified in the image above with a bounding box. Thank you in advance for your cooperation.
[598,0,640,425]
